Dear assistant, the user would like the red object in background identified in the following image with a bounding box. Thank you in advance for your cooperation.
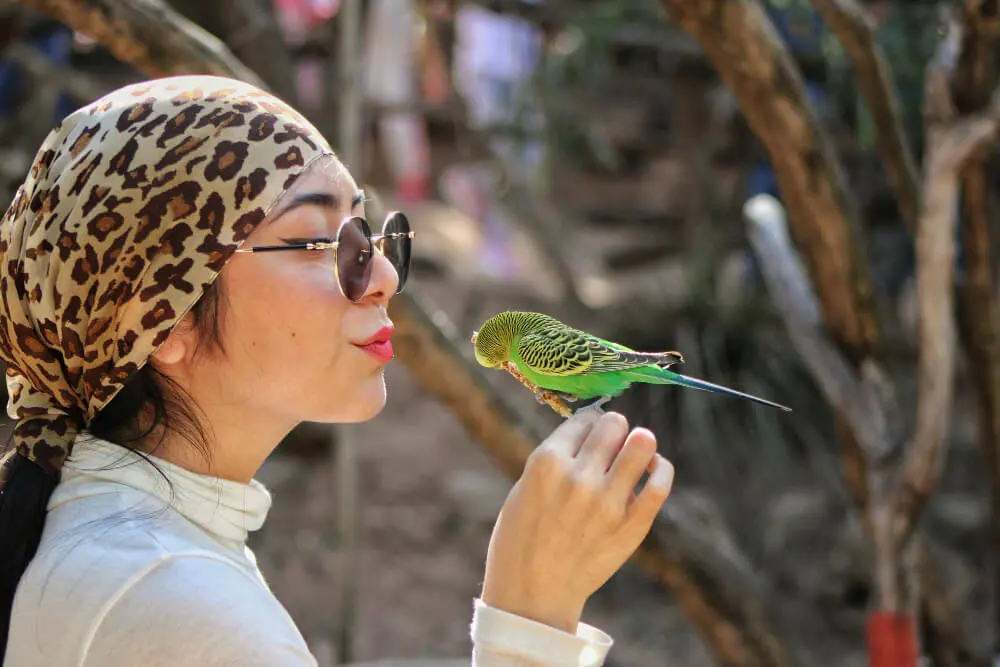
[273,0,340,29]
[867,612,918,667]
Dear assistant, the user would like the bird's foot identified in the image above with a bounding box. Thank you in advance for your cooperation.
[577,396,613,414]
[500,361,573,417]
[500,361,529,385]
[536,389,573,417]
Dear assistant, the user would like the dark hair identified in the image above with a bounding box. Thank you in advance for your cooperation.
[0,279,227,658]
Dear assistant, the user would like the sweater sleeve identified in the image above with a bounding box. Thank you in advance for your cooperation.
[83,554,318,667]
[471,598,614,666]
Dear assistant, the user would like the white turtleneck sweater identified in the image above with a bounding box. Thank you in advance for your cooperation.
[4,436,613,667]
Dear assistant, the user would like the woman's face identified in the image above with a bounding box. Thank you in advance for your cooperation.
[191,158,400,426]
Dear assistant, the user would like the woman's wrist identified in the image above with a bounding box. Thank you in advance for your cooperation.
[480,583,585,634]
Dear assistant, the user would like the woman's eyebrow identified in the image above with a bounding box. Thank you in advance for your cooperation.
[268,189,365,225]
[268,192,339,224]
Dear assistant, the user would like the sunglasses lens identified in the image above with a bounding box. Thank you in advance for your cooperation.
[381,212,411,293]
[338,216,373,301]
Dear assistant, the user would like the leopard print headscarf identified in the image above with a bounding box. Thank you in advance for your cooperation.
[0,75,333,475]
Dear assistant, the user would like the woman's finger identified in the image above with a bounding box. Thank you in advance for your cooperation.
[542,409,602,458]
[606,427,658,503]
[626,453,675,526]
[574,412,629,473]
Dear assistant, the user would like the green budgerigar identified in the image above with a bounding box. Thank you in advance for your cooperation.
[472,310,791,413]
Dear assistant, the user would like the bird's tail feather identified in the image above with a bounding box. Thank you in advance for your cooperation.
[625,367,792,411]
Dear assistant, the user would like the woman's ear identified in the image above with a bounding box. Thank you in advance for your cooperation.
[151,314,197,366]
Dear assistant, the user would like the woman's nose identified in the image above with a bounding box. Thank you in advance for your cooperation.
[360,249,399,303]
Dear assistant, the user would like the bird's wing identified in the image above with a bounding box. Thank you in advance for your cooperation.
[517,325,680,376]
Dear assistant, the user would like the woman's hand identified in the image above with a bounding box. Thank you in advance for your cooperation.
[481,409,674,633]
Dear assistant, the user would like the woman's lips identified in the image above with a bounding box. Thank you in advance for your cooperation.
[355,325,395,362]
[358,339,394,362]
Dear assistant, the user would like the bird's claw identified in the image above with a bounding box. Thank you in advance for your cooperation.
[499,361,573,417]
[576,396,613,414]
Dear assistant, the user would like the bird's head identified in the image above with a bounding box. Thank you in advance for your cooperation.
[471,313,514,368]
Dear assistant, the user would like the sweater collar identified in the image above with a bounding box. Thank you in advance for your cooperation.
[49,435,272,543]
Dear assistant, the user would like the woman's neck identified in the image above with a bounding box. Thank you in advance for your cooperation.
[132,410,293,484]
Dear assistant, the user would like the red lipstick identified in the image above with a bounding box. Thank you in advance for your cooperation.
[355,325,394,363]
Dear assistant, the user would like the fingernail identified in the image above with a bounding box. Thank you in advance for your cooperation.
[652,455,675,490]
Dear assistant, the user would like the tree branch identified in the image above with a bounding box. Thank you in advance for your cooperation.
[745,192,983,659]
[809,0,921,233]
[659,0,880,367]
[743,195,896,459]
[890,15,1000,555]
[946,1,1000,658]
[951,0,1000,114]
[654,7,887,608]
[662,0,987,659]
[11,0,264,86]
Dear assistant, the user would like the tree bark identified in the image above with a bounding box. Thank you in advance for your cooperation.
[11,0,263,86]
[808,0,921,233]
[659,0,880,368]
[666,2,991,663]
[744,150,996,651]
[947,0,1000,657]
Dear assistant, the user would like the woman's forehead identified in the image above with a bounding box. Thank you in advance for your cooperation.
[276,156,359,207]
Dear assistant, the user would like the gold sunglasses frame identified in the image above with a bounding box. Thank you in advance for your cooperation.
[234,212,415,301]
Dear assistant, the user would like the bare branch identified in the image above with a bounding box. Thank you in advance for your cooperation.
[743,194,894,461]
[11,0,264,86]
[686,0,988,655]
[891,8,1000,552]
[659,0,880,366]
[746,192,985,652]
[948,0,1000,652]
[809,0,921,232]
[952,0,1000,114]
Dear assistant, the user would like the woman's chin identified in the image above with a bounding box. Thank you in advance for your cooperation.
[351,392,388,422]
[318,375,388,424]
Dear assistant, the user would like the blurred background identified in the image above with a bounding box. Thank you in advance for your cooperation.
[0,0,994,666]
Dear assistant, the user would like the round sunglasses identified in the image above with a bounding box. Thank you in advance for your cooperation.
[234,211,414,301]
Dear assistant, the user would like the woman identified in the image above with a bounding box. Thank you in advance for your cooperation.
[0,75,674,666]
